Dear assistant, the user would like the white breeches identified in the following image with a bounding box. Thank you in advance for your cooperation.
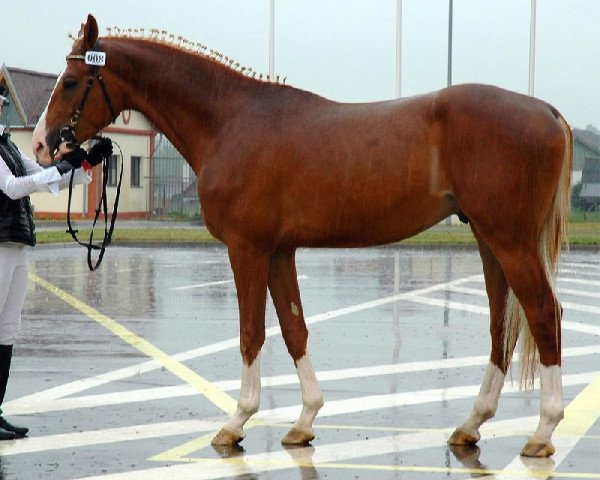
[0,244,28,345]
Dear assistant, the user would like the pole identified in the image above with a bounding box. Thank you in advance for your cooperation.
[447,0,453,87]
[446,0,453,225]
[528,0,537,96]
[269,0,275,79]
[396,0,403,98]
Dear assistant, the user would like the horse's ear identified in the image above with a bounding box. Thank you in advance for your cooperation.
[82,14,99,49]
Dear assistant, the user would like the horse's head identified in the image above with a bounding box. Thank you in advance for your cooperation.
[33,15,119,165]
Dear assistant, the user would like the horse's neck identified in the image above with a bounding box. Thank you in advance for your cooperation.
[106,38,263,165]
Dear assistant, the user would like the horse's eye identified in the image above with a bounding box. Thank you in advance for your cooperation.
[63,78,79,90]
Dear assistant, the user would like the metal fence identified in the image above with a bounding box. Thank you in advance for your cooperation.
[148,134,200,218]
[147,176,199,218]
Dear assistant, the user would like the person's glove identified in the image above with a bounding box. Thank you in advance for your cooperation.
[55,147,86,174]
[86,137,113,166]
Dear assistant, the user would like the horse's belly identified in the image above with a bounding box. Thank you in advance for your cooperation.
[287,189,455,248]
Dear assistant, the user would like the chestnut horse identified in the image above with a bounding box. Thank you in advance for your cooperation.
[34,15,572,458]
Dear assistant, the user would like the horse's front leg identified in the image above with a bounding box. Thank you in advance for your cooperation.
[268,248,324,445]
[211,241,270,446]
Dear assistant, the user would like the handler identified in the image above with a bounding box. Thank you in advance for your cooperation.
[0,86,111,439]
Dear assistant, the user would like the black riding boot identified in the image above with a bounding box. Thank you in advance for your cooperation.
[0,345,27,439]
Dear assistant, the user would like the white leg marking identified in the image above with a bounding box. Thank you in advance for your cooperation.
[293,355,324,434]
[222,353,261,438]
[457,362,505,440]
[531,365,564,445]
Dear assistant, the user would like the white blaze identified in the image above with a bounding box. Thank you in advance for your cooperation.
[32,67,66,162]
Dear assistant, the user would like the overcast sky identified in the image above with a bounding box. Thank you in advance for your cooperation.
[1,0,598,129]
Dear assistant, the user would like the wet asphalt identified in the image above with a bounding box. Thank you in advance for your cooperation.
[0,242,597,479]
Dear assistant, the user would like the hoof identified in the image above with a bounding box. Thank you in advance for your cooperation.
[448,428,479,446]
[281,426,315,445]
[448,443,481,462]
[212,443,245,458]
[521,438,555,458]
[211,427,245,447]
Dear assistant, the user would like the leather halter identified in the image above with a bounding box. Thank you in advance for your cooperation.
[61,40,118,148]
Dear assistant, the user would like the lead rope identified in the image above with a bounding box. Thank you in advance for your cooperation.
[65,137,123,271]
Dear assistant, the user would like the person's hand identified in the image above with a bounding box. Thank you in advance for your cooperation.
[55,147,86,174]
[86,137,113,166]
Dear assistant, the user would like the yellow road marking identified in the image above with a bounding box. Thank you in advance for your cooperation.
[28,273,238,416]
[150,418,267,461]
[554,373,600,439]
[315,462,600,479]
[161,456,600,478]
[150,431,217,462]
[282,422,600,439]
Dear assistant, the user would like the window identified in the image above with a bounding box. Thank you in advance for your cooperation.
[131,156,141,187]
[106,155,118,187]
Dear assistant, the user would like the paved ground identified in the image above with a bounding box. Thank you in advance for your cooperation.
[0,244,597,479]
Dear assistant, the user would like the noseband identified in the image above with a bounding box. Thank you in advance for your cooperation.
[60,40,118,148]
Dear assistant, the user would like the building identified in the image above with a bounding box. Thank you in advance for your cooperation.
[573,127,600,204]
[0,64,156,219]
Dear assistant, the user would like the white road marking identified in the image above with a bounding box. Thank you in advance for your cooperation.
[171,279,236,290]
[401,294,488,314]
[398,295,600,336]
[0,419,222,457]
[444,284,600,302]
[10,274,484,409]
[558,277,600,287]
[558,287,600,300]
[10,272,600,414]
[1,372,596,459]
[562,320,600,337]
[7,346,598,415]
[69,413,594,480]
[562,301,600,315]
[172,275,309,291]
[559,268,600,277]
[304,274,485,326]
[562,262,600,270]
[254,372,596,424]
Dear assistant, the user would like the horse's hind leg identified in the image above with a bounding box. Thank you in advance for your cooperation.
[268,248,323,445]
[449,229,509,446]
[493,246,564,457]
[211,241,270,446]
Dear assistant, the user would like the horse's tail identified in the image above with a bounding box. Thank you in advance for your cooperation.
[503,113,573,390]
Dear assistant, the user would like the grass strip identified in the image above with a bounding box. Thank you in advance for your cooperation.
[35,223,600,246]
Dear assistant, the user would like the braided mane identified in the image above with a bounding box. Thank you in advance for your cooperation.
[96,26,286,85]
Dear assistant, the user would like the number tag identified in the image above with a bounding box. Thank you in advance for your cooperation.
[85,51,106,66]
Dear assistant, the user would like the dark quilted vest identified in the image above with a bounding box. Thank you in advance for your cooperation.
[0,135,36,246]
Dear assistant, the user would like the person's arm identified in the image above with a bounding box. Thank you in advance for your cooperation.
[20,149,92,192]
[0,153,62,199]
[0,149,91,200]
